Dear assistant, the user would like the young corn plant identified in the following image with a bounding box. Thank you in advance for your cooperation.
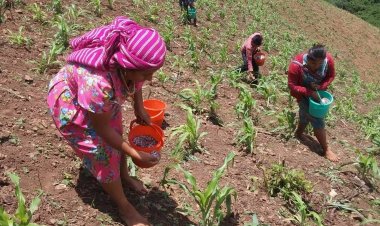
[146,2,159,23]
[170,107,207,160]
[50,0,62,14]
[27,3,46,24]
[354,150,380,186]
[162,152,236,226]
[264,161,313,201]
[0,173,42,226]
[33,41,64,74]
[107,0,115,10]
[65,4,83,22]
[53,15,70,49]
[256,79,278,107]
[235,85,256,118]
[208,71,223,100]
[287,192,323,226]
[179,80,210,113]
[162,17,175,50]
[90,0,102,17]
[7,26,32,47]
[273,106,297,140]
[236,117,257,154]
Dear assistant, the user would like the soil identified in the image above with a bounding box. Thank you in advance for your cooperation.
[1,1,379,226]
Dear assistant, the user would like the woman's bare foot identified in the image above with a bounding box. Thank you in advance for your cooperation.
[119,203,150,226]
[324,149,339,162]
[122,175,148,195]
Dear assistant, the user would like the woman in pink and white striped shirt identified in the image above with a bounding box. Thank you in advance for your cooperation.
[47,17,166,226]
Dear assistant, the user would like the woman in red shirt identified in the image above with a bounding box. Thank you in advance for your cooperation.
[288,44,338,162]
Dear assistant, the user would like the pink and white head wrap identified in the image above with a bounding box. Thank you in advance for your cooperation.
[67,16,166,70]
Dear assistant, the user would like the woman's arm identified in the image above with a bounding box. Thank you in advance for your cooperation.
[133,88,151,125]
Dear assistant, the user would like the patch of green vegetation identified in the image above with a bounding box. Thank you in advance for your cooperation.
[325,0,380,28]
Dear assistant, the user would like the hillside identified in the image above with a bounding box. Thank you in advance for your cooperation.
[0,0,379,226]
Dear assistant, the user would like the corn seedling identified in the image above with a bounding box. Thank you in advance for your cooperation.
[209,71,223,100]
[235,85,256,118]
[0,172,43,226]
[162,17,175,50]
[132,0,144,7]
[236,117,257,154]
[107,0,115,10]
[264,161,313,200]
[354,150,380,186]
[50,0,62,14]
[33,41,63,74]
[146,2,159,23]
[7,26,32,47]
[218,43,228,63]
[287,192,323,226]
[227,70,243,88]
[65,4,83,22]
[273,107,297,140]
[53,15,70,49]
[90,0,102,17]
[256,79,278,107]
[162,152,236,226]
[27,3,46,24]
[179,80,210,113]
[170,106,207,159]
[156,69,169,84]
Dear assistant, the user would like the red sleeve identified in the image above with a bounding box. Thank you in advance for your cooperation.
[288,59,314,97]
[319,54,335,90]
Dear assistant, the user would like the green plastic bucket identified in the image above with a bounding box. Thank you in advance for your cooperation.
[188,8,196,19]
[308,91,333,118]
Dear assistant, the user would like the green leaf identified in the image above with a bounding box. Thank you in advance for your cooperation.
[29,191,42,214]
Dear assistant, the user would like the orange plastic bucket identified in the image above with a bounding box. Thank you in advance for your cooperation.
[128,120,164,168]
[150,110,164,127]
[254,51,267,66]
[143,99,167,126]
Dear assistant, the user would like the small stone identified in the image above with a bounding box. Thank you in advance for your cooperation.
[32,127,38,132]
[0,153,7,160]
[329,189,337,198]
[15,9,23,14]
[24,75,33,83]
[55,184,67,190]
[49,219,57,225]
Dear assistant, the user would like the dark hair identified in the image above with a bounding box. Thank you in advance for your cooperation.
[307,44,326,61]
[251,35,263,46]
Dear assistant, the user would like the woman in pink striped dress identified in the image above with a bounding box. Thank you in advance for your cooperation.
[47,17,166,226]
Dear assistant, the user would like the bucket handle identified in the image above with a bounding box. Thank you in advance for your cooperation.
[129,119,164,145]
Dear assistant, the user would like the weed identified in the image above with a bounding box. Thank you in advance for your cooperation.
[162,152,236,226]
[156,69,169,84]
[65,4,83,21]
[0,173,42,226]
[162,17,175,50]
[146,2,159,23]
[52,15,70,49]
[264,162,313,200]
[33,41,64,74]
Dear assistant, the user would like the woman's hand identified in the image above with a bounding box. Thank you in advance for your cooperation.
[310,82,320,91]
[311,91,320,102]
[135,108,151,125]
[133,151,160,167]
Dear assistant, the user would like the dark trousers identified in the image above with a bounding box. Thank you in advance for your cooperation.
[239,51,260,77]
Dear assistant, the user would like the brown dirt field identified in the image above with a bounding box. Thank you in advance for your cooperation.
[1,1,380,226]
